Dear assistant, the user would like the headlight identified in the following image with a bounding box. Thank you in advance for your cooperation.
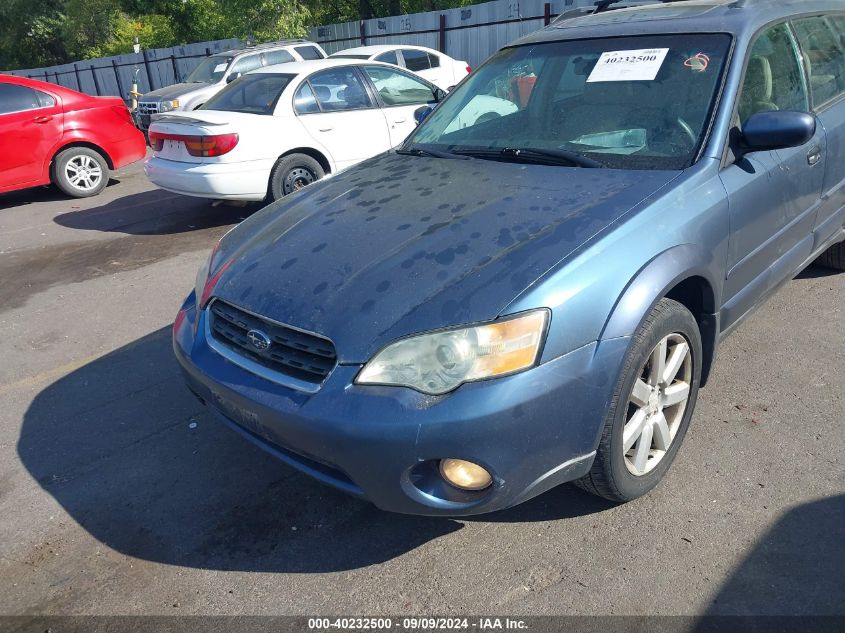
[356,310,549,395]
[158,99,180,112]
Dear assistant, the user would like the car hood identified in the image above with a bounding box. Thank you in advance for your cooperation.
[142,83,208,100]
[211,152,680,363]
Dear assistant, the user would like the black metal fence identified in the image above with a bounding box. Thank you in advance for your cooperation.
[6,38,241,103]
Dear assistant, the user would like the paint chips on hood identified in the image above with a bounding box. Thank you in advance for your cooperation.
[587,48,669,83]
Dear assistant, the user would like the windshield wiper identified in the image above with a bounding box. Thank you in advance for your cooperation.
[395,145,471,160]
[453,147,604,168]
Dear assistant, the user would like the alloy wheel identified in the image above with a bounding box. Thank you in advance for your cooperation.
[623,333,693,476]
[65,155,103,192]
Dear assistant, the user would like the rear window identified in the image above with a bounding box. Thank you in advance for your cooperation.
[296,46,324,60]
[202,73,294,114]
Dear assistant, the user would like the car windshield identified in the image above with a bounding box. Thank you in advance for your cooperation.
[201,73,295,114]
[409,34,733,170]
[187,56,232,84]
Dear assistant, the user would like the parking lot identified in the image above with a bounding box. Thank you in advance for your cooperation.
[0,159,843,617]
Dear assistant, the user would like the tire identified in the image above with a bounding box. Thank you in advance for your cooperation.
[268,153,325,201]
[576,298,703,502]
[52,147,109,198]
[815,242,845,271]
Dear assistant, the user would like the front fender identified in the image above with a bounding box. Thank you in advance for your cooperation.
[600,243,721,386]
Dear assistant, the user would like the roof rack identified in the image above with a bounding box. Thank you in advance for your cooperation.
[551,0,706,25]
[219,39,314,55]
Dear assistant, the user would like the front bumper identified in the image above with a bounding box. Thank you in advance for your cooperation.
[144,156,274,201]
[173,294,629,516]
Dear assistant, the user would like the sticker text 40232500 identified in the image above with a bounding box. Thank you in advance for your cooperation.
[587,48,670,83]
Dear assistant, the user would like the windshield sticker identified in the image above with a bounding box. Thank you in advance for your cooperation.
[684,53,711,73]
[214,63,227,72]
[587,48,669,82]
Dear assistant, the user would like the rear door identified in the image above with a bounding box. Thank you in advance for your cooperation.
[293,66,391,170]
[360,64,440,145]
[719,22,826,328]
[791,14,845,247]
[0,82,62,191]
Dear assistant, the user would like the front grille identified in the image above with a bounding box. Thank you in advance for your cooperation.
[208,300,337,385]
[138,101,159,115]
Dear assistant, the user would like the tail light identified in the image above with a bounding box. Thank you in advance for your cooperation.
[466,65,472,74]
[148,131,239,157]
[150,133,165,151]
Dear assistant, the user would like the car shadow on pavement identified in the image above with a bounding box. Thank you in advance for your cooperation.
[53,189,260,236]
[694,493,845,622]
[18,326,611,573]
[794,263,841,280]
[0,180,121,210]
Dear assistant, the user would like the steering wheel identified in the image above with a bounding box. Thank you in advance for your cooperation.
[676,117,697,146]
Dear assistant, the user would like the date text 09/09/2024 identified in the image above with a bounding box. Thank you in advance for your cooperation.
[307,618,529,630]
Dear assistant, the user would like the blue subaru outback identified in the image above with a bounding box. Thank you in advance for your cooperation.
[174,0,845,515]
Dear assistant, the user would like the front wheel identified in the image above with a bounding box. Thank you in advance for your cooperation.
[52,147,109,198]
[268,153,325,201]
[576,298,702,502]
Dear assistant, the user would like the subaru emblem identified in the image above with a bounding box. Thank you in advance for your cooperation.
[246,329,272,352]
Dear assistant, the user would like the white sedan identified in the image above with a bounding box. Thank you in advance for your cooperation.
[144,59,444,201]
[330,45,470,90]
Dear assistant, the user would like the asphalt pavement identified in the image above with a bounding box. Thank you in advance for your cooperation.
[0,160,842,617]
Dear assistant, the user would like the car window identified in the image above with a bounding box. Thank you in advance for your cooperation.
[263,49,295,66]
[792,16,845,107]
[427,52,441,69]
[202,73,294,114]
[295,46,324,60]
[364,66,436,106]
[294,82,320,114]
[410,33,733,171]
[374,50,399,66]
[0,84,43,114]
[229,54,263,76]
[187,56,232,83]
[36,90,55,107]
[738,23,808,123]
[306,67,373,111]
[402,49,430,72]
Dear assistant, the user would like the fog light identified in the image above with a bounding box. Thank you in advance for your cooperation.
[439,459,492,491]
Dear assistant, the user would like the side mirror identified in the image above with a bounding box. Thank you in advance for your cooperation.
[741,111,816,153]
[226,72,242,84]
[414,105,433,125]
[434,88,447,102]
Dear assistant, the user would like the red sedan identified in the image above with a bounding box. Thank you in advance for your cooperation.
[0,75,147,198]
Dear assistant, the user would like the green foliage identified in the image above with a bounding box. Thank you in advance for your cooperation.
[0,0,473,70]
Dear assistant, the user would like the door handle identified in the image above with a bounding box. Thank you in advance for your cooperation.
[33,115,52,124]
[318,126,333,132]
[807,146,822,166]
[393,118,406,124]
